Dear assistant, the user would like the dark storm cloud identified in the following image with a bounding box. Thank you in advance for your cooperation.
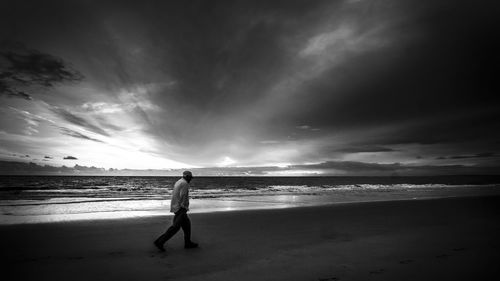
[0,43,83,100]
[3,90,32,100]
[257,0,500,148]
[50,107,109,137]
[58,127,105,143]
[1,0,499,170]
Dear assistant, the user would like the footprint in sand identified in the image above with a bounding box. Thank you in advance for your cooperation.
[318,277,338,281]
[150,253,168,258]
[399,259,414,264]
[68,256,84,260]
[369,269,385,274]
[435,254,450,259]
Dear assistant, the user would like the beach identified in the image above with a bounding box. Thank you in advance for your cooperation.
[2,195,499,281]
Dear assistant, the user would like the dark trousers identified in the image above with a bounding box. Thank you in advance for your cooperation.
[155,208,191,245]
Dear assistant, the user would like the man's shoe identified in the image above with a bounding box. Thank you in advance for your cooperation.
[184,242,199,249]
[154,240,166,252]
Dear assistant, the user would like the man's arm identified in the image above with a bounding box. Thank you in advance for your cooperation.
[179,182,190,210]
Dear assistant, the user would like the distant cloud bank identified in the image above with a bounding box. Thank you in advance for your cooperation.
[1,160,498,176]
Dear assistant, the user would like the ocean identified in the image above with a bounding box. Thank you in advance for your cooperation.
[1,175,500,224]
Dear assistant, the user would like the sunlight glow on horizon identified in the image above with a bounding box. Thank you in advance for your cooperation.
[265,170,326,176]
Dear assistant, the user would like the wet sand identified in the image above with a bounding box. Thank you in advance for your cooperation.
[2,196,499,281]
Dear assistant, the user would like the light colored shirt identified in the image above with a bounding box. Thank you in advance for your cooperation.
[170,178,190,213]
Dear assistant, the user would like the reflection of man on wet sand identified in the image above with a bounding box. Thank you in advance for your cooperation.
[154,171,198,252]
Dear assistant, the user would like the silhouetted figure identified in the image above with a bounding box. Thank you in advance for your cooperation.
[154,171,198,252]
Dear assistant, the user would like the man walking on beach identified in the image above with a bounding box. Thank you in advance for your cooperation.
[154,171,199,252]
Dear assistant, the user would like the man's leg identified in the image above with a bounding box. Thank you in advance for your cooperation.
[180,213,191,244]
[181,213,198,248]
[154,211,184,250]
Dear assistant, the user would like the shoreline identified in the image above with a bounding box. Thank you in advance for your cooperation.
[2,188,500,225]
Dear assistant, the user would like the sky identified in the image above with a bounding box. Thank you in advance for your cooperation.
[1,0,499,175]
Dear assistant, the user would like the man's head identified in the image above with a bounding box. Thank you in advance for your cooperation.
[183,170,193,183]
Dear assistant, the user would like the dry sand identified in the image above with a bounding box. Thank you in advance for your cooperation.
[2,196,499,281]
